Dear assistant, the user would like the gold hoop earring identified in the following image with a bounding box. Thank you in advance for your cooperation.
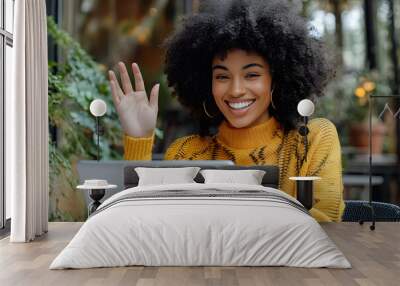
[270,88,276,110]
[203,101,214,118]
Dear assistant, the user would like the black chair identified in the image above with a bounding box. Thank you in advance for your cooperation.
[342,200,400,222]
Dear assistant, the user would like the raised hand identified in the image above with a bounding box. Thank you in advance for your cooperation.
[109,62,159,138]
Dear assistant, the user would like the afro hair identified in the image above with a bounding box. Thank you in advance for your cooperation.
[164,0,335,136]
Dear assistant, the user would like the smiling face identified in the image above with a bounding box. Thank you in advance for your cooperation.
[212,49,272,128]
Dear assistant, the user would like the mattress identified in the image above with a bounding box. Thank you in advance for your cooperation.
[50,183,351,269]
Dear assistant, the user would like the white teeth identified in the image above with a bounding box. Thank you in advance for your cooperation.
[227,100,254,110]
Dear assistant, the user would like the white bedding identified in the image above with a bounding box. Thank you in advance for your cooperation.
[50,183,351,269]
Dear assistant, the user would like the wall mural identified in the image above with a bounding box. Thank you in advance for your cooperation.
[48,0,400,221]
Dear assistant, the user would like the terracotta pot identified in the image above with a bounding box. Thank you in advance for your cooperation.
[348,122,386,154]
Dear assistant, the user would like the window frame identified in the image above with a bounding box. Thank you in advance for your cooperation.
[0,0,14,231]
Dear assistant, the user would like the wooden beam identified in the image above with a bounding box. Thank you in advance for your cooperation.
[364,0,377,70]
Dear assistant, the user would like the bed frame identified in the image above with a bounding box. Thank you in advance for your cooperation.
[123,161,279,189]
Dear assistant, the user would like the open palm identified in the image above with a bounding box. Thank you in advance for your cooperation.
[108,62,159,138]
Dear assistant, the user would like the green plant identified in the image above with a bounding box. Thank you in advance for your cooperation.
[315,69,393,153]
[316,70,392,125]
[48,16,123,221]
[345,70,392,123]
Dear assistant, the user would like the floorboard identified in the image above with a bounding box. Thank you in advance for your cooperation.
[0,222,399,286]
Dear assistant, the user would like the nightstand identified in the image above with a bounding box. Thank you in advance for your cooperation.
[77,179,117,216]
[289,176,321,210]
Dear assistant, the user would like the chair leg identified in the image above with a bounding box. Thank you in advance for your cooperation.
[359,202,376,231]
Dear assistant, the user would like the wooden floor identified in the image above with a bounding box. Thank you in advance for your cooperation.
[0,222,399,286]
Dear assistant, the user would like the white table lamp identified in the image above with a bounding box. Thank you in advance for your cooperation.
[89,99,107,161]
[293,99,320,210]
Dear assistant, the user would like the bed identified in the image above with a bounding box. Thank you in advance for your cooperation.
[50,161,350,269]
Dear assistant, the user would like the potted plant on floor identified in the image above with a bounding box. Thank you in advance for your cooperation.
[315,70,392,155]
[346,71,392,154]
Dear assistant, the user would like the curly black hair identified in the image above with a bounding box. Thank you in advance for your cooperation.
[164,0,335,136]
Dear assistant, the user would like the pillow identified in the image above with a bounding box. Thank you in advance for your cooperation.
[135,167,201,186]
[200,169,266,185]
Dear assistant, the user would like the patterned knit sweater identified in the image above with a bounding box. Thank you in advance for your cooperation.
[124,117,345,222]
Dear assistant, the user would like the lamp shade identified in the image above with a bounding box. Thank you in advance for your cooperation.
[90,99,107,117]
[297,99,315,117]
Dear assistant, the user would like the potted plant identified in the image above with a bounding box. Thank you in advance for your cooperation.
[345,71,392,154]
[316,70,392,154]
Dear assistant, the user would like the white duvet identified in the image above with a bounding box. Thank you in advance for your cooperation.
[50,183,351,269]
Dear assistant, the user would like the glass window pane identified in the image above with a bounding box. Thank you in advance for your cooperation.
[0,0,3,29]
[5,0,14,33]
[5,44,13,219]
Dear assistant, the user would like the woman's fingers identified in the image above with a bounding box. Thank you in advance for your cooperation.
[149,83,160,110]
[108,70,124,96]
[108,71,121,106]
[118,62,134,94]
[131,63,145,92]
[109,80,121,107]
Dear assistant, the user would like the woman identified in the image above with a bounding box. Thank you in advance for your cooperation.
[108,0,344,222]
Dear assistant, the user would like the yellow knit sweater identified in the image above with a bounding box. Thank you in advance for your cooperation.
[124,117,345,222]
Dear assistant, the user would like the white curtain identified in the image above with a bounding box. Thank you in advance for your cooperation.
[7,0,49,242]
